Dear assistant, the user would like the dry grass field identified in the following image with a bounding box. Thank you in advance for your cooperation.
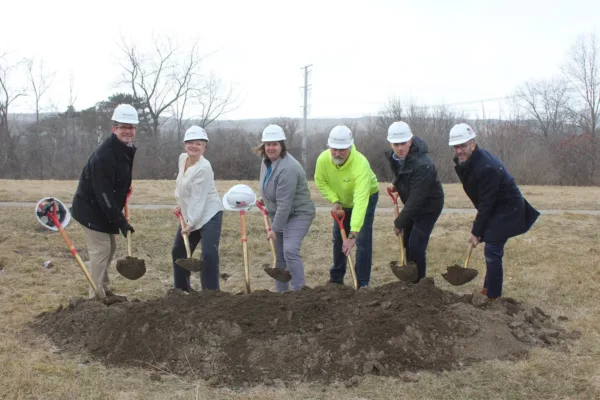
[1,179,599,210]
[0,181,599,399]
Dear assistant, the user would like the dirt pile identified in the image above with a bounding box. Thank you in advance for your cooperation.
[30,279,580,387]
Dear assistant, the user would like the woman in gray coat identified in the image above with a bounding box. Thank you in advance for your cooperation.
[256,124,316,292]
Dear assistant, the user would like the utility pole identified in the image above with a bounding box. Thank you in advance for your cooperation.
[301,64,312,169]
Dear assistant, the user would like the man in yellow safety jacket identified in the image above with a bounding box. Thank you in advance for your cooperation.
[315,125,379,288]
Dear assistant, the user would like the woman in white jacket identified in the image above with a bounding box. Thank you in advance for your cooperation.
[173,125,223,291]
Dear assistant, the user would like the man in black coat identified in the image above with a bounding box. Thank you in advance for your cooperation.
[387,121,444,282]
[449,123,540,299]
[71,104,139,298]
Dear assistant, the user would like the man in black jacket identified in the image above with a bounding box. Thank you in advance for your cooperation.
[449,123,540,299]
[387,121,444,282]
[71,104,139,298]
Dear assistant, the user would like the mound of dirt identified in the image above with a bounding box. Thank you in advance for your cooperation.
[30,279,580,387]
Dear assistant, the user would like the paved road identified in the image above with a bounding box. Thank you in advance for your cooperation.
[3,202,600,215]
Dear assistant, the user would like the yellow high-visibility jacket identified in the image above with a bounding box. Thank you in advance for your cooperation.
[314,145,379,232]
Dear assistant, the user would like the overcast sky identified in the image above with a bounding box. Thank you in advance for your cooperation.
[2,0,599,120]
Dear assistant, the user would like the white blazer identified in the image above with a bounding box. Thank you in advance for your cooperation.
[174,153,223,231]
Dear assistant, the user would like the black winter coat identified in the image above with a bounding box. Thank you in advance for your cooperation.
[71,133,136,234]
[387,136,444,230]
[454,145,540,242]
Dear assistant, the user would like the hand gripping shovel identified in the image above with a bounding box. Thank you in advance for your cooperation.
[36,198,100,298]
[116,188,146,280]
[331,210,358,290]
[173,209,204,272]
[442,243,479,286]
[256,202,292,283]
[387,187,418,283]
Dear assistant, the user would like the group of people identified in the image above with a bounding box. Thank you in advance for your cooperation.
[70,103,540,301]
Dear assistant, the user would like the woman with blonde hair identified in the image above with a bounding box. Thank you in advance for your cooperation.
[172,125,223,292]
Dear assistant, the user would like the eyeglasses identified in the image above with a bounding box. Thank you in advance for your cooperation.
[453,142,472,150]
[116,125,136,131]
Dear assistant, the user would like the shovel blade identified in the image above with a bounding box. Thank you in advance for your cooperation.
[263,264,292,283]
[116,256,146,280]
[442,264,479,286]
[175,258,204,272]
[389,260,419,283]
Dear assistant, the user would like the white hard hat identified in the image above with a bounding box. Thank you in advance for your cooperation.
[35,197,71,232]
[328,125,354,149]
[222,184,257,211]
[261,124,286,142]
[111,104,139,125]
[184,125,209,142]
[448,123,477,146]
[387,121,413,143]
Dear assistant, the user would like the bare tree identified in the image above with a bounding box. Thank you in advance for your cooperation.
[26,58,55,124]
[194,71,238,128]
[119,36,202,141]
[0,53,27,176]
[563,32,600,136]
[515,78,571,138]
[376,96,404,132]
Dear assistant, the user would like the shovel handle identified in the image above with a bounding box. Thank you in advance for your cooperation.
[125,188,133,257]
[398,234,405,265]
[174,210,192,258]
[331,210,358,290]
[240,210,251,293]
[256,202,277,266]
[42,202,99,298]
[387,186,400,217]
[388,187,406,264]
[464,243,474,268]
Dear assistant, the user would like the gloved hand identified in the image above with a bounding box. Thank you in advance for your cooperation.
[120,223,135,238]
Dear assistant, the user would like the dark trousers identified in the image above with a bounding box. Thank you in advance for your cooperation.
[483,239,508,298]
[172,211,223,291]
[402,210,442,283]
[330,192,378,287]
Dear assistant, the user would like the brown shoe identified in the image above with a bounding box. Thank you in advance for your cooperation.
[481,288,488,296]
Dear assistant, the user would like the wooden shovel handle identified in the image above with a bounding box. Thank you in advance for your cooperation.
[43,202,99,298]
[240,210,251,293]
[257,202,277,266]
[174,210,192,258]
[331,210,358,290]
[125,188,133,257]
[464,243,475,268]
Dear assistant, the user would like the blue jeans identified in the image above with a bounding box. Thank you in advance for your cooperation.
[330,192,378,287]
[172,211,223,291]
[402,210,442,283]
[484,239,508,298]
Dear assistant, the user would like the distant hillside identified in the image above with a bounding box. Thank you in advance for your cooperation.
[9,113,373,134]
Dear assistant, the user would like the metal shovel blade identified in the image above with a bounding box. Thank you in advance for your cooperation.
[116,256,147,280]
[262,263,292,283]
[389,260,419,283]
[442,264,479,286]
[175,258,205,272]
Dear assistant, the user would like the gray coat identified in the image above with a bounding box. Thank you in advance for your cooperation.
[259,153,315,232]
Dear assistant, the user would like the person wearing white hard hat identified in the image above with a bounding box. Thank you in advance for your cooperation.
[449,123,540,299]
[315,125,379,288]
[386,121,444,283]
[71,104,139,299]
[254,124,315,292]
[172,125,224,292]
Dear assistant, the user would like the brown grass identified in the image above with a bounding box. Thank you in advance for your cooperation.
[0,201,599,399]
[1,179,600,210]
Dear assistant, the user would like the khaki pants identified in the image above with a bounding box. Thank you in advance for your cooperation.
[81,226,117,298]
